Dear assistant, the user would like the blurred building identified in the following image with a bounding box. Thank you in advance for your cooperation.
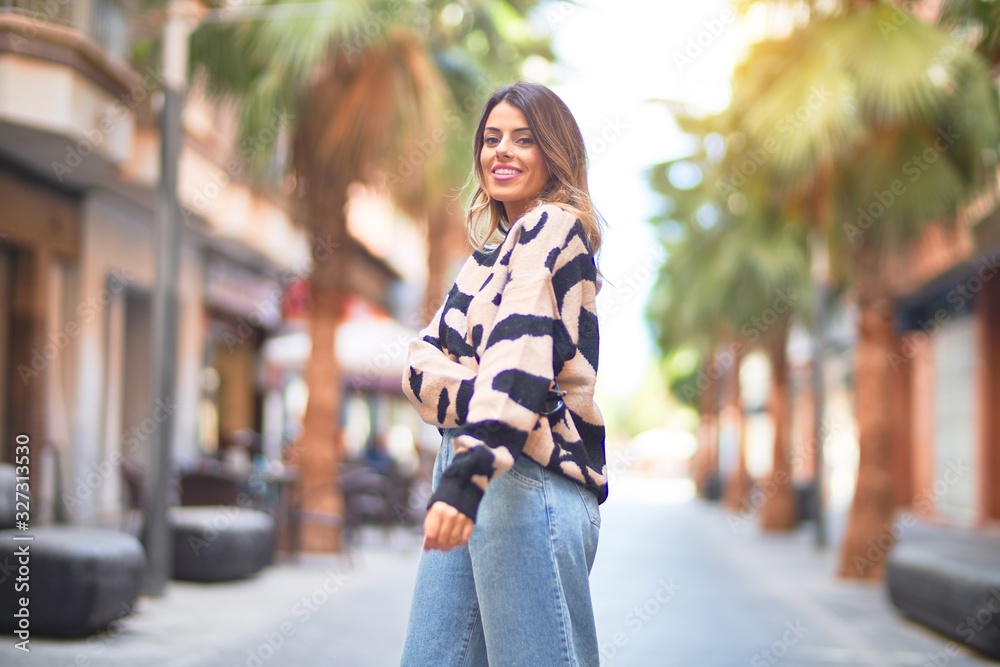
[0,1,431,528]
[887,196,1000,529]
[737,201,1000,533]
[886,0,999,529]
[886,0,1000,526]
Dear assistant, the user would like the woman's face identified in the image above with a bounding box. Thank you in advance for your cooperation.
[479,101,550,222]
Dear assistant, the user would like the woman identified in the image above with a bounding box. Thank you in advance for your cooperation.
[400,82,607,667]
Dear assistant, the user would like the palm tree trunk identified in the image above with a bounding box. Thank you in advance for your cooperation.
[299,276,346,552]
[761,319,797,531]
[695,357,720,498]
[294,165,350,553]
[422,205,451,326]
[837,246,895,579]
[723,349,751,510]
[723,420,750,511]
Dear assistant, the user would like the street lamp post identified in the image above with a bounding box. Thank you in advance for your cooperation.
[810,233,829,550]
[142,0,198,596]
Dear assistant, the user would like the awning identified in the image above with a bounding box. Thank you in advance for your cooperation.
[263,316,416,393]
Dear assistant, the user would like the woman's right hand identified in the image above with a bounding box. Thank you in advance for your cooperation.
[423,501,474,552]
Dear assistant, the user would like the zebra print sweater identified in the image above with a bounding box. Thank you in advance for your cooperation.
[403,203,607,522]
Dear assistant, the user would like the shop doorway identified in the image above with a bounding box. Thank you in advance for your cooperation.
[121,289,153,468]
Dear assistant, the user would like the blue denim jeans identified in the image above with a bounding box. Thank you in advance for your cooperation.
[400,430,601,667]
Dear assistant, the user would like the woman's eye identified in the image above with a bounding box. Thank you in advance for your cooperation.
[484,136,499,145]
[517,137,534,145]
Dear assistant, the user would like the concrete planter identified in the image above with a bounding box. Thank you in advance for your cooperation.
[0,528,145,638]
[887,536,1000,660]
[170,506,276,583]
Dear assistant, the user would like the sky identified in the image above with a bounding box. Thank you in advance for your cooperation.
[537,0,749,398]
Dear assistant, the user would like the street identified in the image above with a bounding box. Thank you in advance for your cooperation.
[1,473,992,667]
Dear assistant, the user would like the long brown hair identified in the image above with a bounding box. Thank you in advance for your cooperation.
[466,82,603,257]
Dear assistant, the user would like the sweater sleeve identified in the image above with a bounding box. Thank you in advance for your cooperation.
[402,301,477,429]
[430,205,590,521]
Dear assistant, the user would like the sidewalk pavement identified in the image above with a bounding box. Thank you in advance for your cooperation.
[1,472,995,666]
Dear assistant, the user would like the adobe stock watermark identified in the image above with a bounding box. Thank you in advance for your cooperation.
[43,600,141,665]
[843,126,960,245]
[384,115,461,193]
[353,296,479,418]
[888,253,999,371]
[233,568,351,667]
[365,231,637,393]
[597,245,665,319]
[51,67,165,182]
[956,589,1000,650]
[918,589,1000,666]
[544,1,577,26]
[384,74,507,193]
[216,0,430,44]
[877,4,913,39]
[750,619,810,665]
[921,642,963,667]
[356,331,411,392]
[852,458,970,576]
[728,413,848,532]
[4,0,72,52]
[340,0,430,56]
[600,578,682,662]
[182,111,295,224]
[678,288,800,404]
[219,233,340,353]
[17,268,135,384]
[739,289,798,344]
[62,398,178,514]
[393,477,432,525]
[678,344,739,405]
[353,286,447,392]
[717,86,833,197]
[0,552,17,585]
[672,7,737,72]
[587,115,628,160]
[392,430,633,527]
[604,448,637,484]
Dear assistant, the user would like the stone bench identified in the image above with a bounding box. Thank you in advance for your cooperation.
[887,530,1000,660]
[0,527,145,638]
[170,506,276,582]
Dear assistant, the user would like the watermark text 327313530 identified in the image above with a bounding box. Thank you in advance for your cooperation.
[12,433,33,652]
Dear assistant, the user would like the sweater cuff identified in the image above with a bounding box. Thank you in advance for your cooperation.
[429,468,485,522]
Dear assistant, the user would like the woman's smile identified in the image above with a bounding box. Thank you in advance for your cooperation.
[490,166,523,181]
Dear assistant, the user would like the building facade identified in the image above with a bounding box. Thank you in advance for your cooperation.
[0,1,427,532]
[889,200,1000,529]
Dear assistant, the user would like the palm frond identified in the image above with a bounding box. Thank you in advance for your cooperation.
[725,1,1000,256]
[647,128,812,357]
[940,0,1000,63]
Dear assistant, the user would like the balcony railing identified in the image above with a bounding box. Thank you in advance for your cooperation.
[0,0,130,61]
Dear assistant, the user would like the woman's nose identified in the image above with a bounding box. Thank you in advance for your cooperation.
[496,136,513,156]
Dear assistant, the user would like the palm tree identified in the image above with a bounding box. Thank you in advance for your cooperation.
[188,0,552,550]
[190,0,452,551]
[403,0,554,324]
[940,0,1000,65]
[647,130,811,522]
[662,348,722,498]
[725,1,1000,577]
[646,145,742,503]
